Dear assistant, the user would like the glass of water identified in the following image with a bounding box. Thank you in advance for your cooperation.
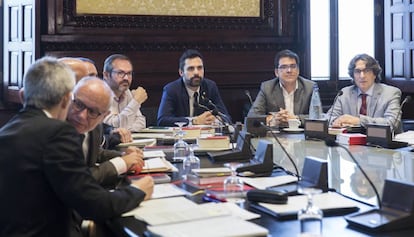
[297,187,323,237]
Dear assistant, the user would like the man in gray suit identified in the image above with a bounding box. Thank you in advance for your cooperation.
[248,49,315,126]
[327,54,402,133]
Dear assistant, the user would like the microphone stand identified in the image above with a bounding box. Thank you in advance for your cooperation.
[392,96,411,139]
[325,139,382,209]
[327,90,343,126]
[256,121,300,180]
[197,103,256,155]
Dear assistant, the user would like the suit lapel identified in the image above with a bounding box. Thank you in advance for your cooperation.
[350,86,359,116]
[369,84,382,116]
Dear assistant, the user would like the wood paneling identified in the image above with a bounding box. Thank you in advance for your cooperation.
[35,0,303,122]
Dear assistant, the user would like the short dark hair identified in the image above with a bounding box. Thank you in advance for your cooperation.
[347,54,382,82]
[274,49,300,69]
[103,54,132,72]
[179,49,204,71]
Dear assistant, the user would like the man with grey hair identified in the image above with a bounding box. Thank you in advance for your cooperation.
[0,56,153,237]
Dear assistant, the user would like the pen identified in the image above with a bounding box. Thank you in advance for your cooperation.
[202,196,222,203]
[204,193,227,202]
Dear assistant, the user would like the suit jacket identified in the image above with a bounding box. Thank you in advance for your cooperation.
[327,83,402,133]
[247,76,315,123]
[0,107,145,237]
[157,78,231,126]
[87,124,124,189]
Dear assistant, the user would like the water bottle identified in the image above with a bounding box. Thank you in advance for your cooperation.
[309,84,323,120]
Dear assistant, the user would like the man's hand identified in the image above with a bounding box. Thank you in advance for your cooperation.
[122,147,144,173]
[112,127,132,143]
[332,114,360,128]
[131,176,154,200]
[193,111,216,125]
[131,86,148,104]
[266,109,297,125]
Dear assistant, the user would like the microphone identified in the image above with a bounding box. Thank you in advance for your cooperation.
[327,90,343,126]
[245,90,253,105]
[325,139,382,209]
[254,121,300,180]
[200,92,232,124]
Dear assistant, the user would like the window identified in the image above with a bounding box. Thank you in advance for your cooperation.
[311,0,375,81]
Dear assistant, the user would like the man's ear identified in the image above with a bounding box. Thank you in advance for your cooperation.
[102,71,109,81]
[19,88,25,105]
[274,69,279,78]
[178,69,183,77]
[61,92,71,109]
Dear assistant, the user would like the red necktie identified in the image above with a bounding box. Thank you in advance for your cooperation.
[360,94,367,115]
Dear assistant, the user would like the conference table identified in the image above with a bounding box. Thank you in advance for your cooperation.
[109,130,414,237]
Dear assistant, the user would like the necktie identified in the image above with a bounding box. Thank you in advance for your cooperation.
[360,94,367,115]
[193,92,199,116]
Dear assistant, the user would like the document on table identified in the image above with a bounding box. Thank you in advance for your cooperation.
[252,191,359,219]
[122,196,230,225]
[142,157,178,173]
[143,150,166,159]
[147,215,269,237]
[151,183,187,199]
[116,138,157,148]
[240,175,298,189]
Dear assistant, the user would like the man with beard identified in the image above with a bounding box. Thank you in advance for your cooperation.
[102,54,147,132]
[157,49,231,126]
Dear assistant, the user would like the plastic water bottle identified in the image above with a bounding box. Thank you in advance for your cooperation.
[309,84,323,120]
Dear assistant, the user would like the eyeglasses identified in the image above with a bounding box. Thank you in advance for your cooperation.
[353,68,373,75]
[72,97,102,119]
[111,70,133,78]
[278,64,298,71]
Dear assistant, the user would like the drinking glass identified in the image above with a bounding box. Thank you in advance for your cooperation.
[173,122,189,162]
[268,111,280,132]
[297,187,323,237]
[223,162,245,203]
[182,144,200,180]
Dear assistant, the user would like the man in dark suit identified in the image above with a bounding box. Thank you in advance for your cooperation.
[157,49,231,126]
[67,77,144,188]
[248,49,315,126]
[0,57,153,237]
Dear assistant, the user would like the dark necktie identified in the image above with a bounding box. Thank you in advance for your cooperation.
[360,94,367,115]
[193,92,200,116]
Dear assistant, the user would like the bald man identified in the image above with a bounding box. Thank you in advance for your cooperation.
[67,77,144,188]
[58,57,89,82]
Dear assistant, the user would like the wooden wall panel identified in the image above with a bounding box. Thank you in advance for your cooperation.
[36,0,303,122]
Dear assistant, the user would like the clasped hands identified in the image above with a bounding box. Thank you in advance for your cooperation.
[266,109,297,125]
[192,111,216,125]
[331,114,360,128]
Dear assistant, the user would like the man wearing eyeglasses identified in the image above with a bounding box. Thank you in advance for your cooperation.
[102,54,147,132]
[67,77,145,188]
[327,54,402,132]
[248,49,315,126]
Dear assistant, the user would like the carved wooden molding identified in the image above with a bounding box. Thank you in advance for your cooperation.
[61,0,276,31]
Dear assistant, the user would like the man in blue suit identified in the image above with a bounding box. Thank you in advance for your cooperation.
[157,49,231,126]
[327,54,402,133]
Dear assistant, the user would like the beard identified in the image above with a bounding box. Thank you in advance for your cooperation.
[187,76,202,87]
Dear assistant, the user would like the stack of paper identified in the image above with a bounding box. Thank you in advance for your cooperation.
[122,196,268,237]
[142,157,178,173]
